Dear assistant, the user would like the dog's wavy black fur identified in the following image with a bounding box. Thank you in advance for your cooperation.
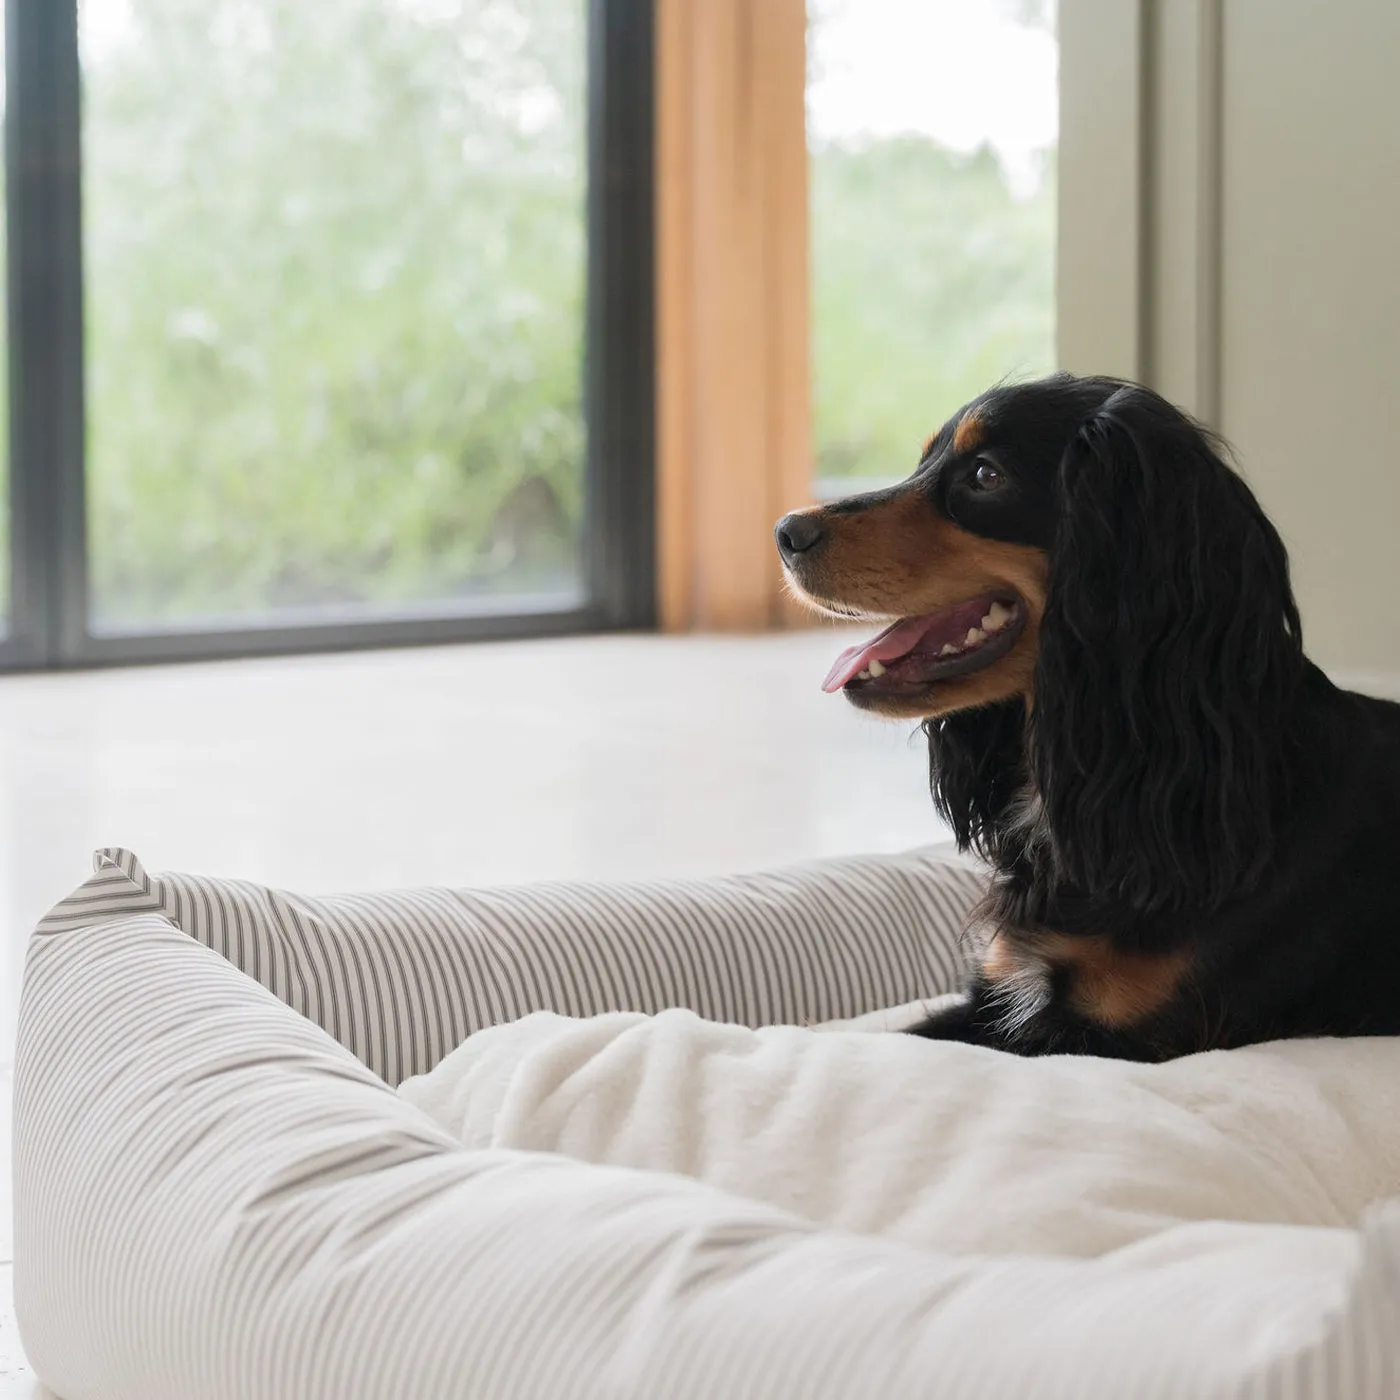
[782,374,1400,1060]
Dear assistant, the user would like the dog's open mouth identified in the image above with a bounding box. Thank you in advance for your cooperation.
[822,592,1026,695]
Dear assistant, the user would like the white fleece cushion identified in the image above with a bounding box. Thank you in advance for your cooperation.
[401,1005,1400,1258]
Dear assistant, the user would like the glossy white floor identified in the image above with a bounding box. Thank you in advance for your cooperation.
[0,628,948,1396]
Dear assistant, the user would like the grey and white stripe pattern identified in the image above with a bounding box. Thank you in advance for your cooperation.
[16,851,1400,1399]
[34,846,979,1085]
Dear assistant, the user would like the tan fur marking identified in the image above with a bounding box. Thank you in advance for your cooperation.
[980,931,1028,983]
[1043,936,1192,1029]
[979,929,1192,1030]
[952,411,986,455]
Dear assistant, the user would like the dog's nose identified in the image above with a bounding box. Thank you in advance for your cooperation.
[775,511,825,562]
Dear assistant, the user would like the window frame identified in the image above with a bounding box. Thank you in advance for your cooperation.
[3,0,655,669]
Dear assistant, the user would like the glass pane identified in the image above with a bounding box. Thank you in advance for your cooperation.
[80,0,587,631]
[807,0,1057,494]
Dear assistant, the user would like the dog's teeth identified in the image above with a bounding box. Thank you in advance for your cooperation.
[965,628,986,645]
[856,668,872,680]
[867,659,886,678]
[984,601,1013,631]
[940,643,960,656]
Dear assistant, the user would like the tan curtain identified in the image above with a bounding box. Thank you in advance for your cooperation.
[655,0,812,631]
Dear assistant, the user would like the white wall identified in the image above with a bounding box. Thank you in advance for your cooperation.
[1059,0,1400,686]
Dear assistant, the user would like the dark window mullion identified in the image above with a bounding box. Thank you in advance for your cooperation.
[585,0,656,630]
[6,0,86,667]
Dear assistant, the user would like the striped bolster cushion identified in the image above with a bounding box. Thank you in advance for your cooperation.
[35,845,983,1085]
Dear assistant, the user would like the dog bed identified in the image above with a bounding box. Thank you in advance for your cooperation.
[15,848,1400,1399]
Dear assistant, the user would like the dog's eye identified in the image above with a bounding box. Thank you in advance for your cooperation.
[971,459,1004,492]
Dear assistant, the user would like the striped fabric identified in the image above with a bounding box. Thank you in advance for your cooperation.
[15,851,1400,1400]
[33,846,980,1085]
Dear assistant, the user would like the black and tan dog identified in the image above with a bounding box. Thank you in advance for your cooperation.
[776,373,1400,1061]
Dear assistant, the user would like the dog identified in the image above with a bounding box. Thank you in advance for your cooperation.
[776,373,1400,1061]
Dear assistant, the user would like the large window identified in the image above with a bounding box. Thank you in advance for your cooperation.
[807,0,1057,495]
[2,0,652,666]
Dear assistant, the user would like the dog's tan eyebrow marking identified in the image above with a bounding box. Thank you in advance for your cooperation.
[952,411,987,455]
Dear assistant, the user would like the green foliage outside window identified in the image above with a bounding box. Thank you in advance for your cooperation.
[76,0,1054,624]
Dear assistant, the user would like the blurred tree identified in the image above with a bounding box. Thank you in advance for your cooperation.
[83,0,587,623]
[999,0,1057,32]
[811,138,1055,484]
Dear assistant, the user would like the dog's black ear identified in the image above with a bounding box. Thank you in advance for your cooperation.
[1033,386,1305,913]
[924,700,1027,861]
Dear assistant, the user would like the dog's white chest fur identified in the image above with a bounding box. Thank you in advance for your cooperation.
[980,941,1053,1035]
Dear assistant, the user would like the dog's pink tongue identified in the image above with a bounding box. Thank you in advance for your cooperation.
[821,616,938,693]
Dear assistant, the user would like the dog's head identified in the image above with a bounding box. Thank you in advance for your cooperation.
[777,373,1306,910]
[777,376,1089,720]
